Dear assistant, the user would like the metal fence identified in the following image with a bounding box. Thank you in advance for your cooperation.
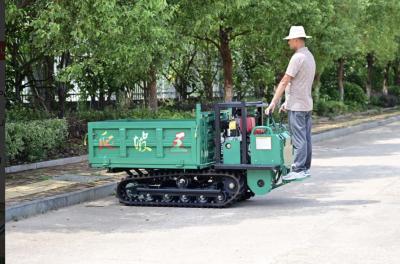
[20,84,224,103]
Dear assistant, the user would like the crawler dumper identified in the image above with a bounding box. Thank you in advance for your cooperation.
[88,101,294,208]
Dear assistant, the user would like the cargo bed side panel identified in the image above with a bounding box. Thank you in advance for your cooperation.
[88,120,203,169]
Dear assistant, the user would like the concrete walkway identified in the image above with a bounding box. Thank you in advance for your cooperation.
[6,121,400,264]
[6,161,126,206]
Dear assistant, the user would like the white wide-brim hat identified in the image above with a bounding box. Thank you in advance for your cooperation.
[284,26,312,40]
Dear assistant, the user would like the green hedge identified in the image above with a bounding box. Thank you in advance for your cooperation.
[67,107,195,139]
[388,85,400,97]
[71,107,194,121]
[6,105,55,122]
[6,119,68,163]
[314,100,349,117]
[344,82,367,104]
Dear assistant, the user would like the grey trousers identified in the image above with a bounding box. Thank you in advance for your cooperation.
[287,110,312,172]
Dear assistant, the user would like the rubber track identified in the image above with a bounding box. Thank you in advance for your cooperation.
[116,169,246,208]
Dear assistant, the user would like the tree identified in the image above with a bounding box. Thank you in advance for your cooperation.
[193,41,220,100]
[393,38,400,86]
[6,0,52,108]
[6,0,400,114]
[163,41,199,100]
[174,0,281,102]
[32,0,176,112]
[359,0,400,98]
[32,0,123,113]
[329,0,363,101]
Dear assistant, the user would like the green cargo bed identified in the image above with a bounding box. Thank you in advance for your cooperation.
[87,105,216,169]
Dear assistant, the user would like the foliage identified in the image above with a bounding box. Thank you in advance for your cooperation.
[71,108,194,122]
[314,100,349,117]
[6,105,55,122]
[346,101,367,112]
[66,107,195,139]
[6,119,69,163]
[5,0,400,113]
[359,0,400,66]
[344,82,368,104]
[388,85,400,97]
[370,94,399,108]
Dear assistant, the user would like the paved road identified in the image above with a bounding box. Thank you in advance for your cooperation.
[6,121,400,264]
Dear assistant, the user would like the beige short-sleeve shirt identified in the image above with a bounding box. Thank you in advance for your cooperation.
[285,47,316,111]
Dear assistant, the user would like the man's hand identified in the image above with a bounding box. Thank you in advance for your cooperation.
[264,102,276,115]
[265,74,292,116]
[279,102,287,113]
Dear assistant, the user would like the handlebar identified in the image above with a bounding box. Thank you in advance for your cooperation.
[251,126,273,135]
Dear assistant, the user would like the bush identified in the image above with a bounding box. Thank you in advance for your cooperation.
[314,100,348,117]
[5,123,25,162]
[6,105,54,122]
[70,107,194,122]
[373,94,399,108]
[66,116,87,139]
[346,101,367,112]
[6,119,68,163]
[344,82,367,105]
[369,95,380,107]
[388,85,400,98]
[65,107,195,140]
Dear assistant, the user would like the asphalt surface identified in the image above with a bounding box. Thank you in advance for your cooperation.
[6,121,400,264]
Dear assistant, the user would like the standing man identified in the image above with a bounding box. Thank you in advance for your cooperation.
[265,26,316,181]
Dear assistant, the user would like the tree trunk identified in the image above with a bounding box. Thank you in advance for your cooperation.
[106,89,113,103]
[142,80,149,108]
[148,65,158,111]
[176,80,188,101]
[27,64,48,111]
[57,52,70,118]
[200,46,215,100]
[12,42,22,103]
[57,83,67,118]
[393,59,400,86]
[199,68,213,99]
[90,94,96,109]
[219,26,234,102]
[45,56,55,111]
[382,62,390,96]
[366,53,374,99]
[204,78,213,99]
[115,89,120,106]
[14,76,22,103]
[99,88,105,110]
[337,57,345,101]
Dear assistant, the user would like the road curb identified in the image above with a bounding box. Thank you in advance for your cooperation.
[312,114,400,143]
[6,155,88,174]
[6,182,117,222]
[5,114,400,222]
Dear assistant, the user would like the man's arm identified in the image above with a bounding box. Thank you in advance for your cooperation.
[265,74,293,114]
